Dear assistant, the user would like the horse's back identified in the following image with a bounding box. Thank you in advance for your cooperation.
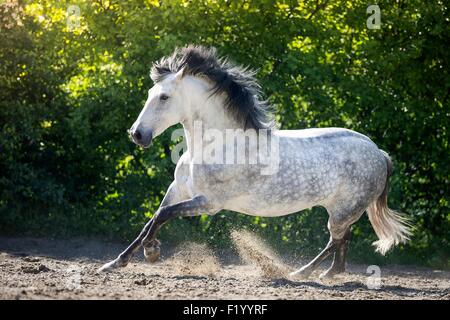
[274,127,373,143]
[275,127,385,182]
[276,127,381,163]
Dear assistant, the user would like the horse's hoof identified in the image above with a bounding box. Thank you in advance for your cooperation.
[319,268,343,279]
[319,270,336,279]
[97,258,125,273]
[144,239,161,263]
[289,267,312,280]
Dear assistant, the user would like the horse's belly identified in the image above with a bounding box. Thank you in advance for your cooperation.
[223,195,315,217]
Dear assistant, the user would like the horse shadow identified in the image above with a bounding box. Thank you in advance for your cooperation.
[268,277,444,298]
[0,236,132,262]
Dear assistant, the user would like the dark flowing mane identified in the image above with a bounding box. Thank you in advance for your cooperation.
[150,45,275,130]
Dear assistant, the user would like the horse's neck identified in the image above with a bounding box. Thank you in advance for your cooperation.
[182,97,242,154]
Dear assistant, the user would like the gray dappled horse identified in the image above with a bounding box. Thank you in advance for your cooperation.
[98,46,411,279]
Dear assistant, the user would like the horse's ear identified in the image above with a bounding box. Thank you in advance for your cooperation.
[174,67,186,82]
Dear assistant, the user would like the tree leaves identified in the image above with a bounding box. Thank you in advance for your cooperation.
[0,0,448,266]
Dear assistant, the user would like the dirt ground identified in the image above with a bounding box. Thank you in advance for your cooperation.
[0,232,449,300]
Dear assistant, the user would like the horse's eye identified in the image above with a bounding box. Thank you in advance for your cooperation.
[160,94,169,101]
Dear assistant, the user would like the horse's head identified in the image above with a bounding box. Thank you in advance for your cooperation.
[129,69,190,148]
[129,45,275,148]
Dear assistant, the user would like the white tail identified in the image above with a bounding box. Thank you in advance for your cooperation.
[367,151,412,255]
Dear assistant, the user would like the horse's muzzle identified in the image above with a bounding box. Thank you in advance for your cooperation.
[128,127,153,148]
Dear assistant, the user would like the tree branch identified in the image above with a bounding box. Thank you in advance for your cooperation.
[306,0,330,20]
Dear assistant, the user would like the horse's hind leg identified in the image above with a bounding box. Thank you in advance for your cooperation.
[317,208,365,279]
[290,208,364,279]
[289,236,338,279]
[319,227,351,279]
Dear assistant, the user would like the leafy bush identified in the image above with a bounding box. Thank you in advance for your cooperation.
[0,0,448,268]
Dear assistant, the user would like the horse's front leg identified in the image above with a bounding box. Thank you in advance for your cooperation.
[142,181,185,263]
[97,218,155,272]
[97,181,185,272]
[98,195,215,272]
[140,195,215,249]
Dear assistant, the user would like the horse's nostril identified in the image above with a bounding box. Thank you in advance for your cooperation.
[134,130,142,141]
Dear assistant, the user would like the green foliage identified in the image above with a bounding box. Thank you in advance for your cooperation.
[0,0,448,268]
